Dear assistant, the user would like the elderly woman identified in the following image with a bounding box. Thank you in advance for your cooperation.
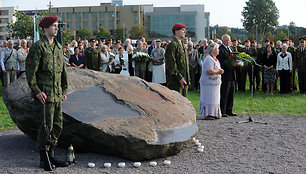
[126,45,135,76]
[115,47,129,76]
[151,39,166,84]
[101,45,113,72]
[276,44,292,94]
[198,43,224,120]
[17,39,28,77]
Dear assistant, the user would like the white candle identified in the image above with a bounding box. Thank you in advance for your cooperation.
[194,139,199,143]
[150,161,157,167]
[195,142,201,146]
[88,162,95,168]
[104,163,111,168]
[163,160,171,165]
[118,162,125,168]
[198,145,204,149]
[133,162,141,168]
[198,148,204,152]
[192,137,196,141]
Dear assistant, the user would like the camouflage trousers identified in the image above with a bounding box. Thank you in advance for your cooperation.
[35,100,63,151]
[3,70,17,88]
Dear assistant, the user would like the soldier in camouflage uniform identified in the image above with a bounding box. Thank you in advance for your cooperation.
[0,40,20,88]
[25,16,68,170]
[295,38,306,93]
[84,39,102,71]
[165,23,190,97]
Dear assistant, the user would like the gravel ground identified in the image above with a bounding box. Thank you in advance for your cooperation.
[0,114,305,174]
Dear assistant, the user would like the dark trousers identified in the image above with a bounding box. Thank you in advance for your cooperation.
[279,70,291,94]
[248,68,261,92]
[220,80,235,114]
[298,71,306,93]
[189,66,196,90]
[290,69,297,91]
[236,68,247,92]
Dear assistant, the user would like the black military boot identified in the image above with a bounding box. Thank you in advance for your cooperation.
[48,146,69,167]
[39,150,53,171]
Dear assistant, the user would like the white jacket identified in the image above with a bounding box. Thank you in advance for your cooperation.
[276,52,292,71]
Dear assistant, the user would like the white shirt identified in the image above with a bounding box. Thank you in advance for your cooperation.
[276,52,292,71]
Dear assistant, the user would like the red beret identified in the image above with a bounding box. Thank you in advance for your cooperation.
[264,39,270,42]
[39,16,58,28]
[251,40,257,43]
[172,23,186,32]
[244,40,250,43]
[282,38,289,42]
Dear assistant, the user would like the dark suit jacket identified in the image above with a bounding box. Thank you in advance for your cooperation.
[217,44,236,81]
[198,46,206,55]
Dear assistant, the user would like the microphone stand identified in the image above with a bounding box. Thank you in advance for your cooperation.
[234,55,267,124]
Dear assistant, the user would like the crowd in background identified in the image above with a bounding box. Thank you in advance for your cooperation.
[0,35,305,95]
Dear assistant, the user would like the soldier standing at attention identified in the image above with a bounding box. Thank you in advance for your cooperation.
[295,38,306,93]
[26,16,68,170]
[84,38,102,71]
[0,40,20,88]
[165,23,190,97]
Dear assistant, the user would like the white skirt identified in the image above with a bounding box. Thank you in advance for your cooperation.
[152,64,166,84]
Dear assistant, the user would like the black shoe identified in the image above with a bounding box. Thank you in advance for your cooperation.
[49,147,69,167]
[222,114,229,117]
[39,150,54,171]
[227,112,238,116]
[204,116,218,120]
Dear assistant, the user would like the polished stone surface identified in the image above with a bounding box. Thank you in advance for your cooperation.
[63,86,140,123]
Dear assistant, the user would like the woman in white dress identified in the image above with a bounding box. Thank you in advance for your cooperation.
[198,43,224,120]
[101,45,113,72]
[114,47,130,76]
[151,39,166,84]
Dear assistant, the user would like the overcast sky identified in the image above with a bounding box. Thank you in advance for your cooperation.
[3,0,306,28]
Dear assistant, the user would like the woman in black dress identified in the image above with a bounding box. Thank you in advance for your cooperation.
[262,45,277,95]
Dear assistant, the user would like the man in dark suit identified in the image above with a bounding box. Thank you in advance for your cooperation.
[217,34,238,117]
[198,39,208,55]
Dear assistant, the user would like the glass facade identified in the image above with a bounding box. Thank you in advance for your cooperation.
[76,12,81,20]
[99,12,105,18]
[150,14,196,37]
[83,12,88,19]
[67,13,72,19]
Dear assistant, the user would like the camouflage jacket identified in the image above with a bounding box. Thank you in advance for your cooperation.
[165,37,190,90]
[26,35,68,103]
[84,46,102,71]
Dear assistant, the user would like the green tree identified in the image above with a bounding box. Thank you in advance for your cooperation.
[77,27,92,40]
[96,26,111,39]
[113,25,128,42]
[129,25,146,39]
[242,0,279,42]
[62,30,73,44]
[274,29,288,41]
[7,10,46,39]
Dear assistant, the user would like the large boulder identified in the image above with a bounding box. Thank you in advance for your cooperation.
[4,68,197,160]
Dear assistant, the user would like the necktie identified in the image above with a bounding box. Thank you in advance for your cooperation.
[302,48,304,52]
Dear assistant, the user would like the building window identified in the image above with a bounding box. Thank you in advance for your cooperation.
[134,12,138,23]
[83,21,88,28]
[99,21,105,27]
[67,13,72,19]
[76,21,81,29]
[116,12,120,18]
[67,21,72,28]
[92,12,97,20]
[117,20,120,25]
[83,12,88,19]
[76,13,81,20]
[109,12,114,18]
[92,21,97,28]
[109,20,114,27]
[99,12,105,18]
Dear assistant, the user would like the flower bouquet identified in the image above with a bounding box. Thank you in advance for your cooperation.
[109,52,115,63]
[132,52,151,62]
[223,52,255,69]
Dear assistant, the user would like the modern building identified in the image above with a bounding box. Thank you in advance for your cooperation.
[0,6,16,41]
[49,3,143,37]
[143,4,208,43]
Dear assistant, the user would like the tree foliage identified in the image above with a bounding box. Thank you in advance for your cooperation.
[129,25,146,39]
[241,0,279,42]
[77,28,92,40]
[62,30,73,44]
[96,26,111,39]
[113,25,128,42]
[6,10,47,39]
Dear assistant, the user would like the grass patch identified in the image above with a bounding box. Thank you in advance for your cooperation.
[188,89,306,116]
[0,85,16,130]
